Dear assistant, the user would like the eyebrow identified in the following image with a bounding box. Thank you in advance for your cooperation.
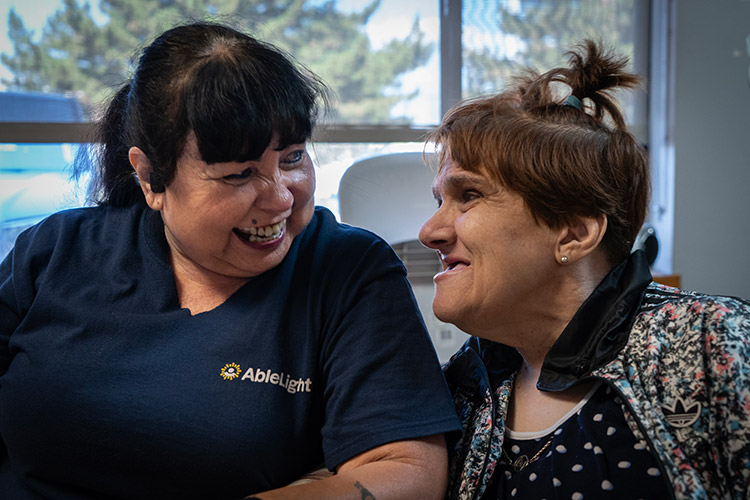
[432,171,486,199]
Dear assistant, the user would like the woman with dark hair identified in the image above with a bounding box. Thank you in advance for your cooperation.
[0,22,459,499]
[418,40,750,500]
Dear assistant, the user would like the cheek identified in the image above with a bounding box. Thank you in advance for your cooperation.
[290,167,316,206]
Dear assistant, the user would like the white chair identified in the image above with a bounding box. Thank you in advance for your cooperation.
[338,152,437,246]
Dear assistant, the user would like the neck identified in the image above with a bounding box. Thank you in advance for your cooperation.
[173,274,248,315]
[506,257,611,369]
[169,255,249,316]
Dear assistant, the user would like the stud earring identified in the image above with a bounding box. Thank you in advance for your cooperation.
[561,256,569,264]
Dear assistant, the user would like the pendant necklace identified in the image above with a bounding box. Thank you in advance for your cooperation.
[501,434,554,472]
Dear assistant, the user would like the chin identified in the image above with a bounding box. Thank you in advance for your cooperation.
[435,298,484,336]
[433,302,464,329]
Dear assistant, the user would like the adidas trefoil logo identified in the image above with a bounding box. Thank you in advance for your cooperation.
[662,396,701,428]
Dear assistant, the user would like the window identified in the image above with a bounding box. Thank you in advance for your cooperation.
[460,0,648,138]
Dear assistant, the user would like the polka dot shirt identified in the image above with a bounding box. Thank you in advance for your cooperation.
[482,382,671,499]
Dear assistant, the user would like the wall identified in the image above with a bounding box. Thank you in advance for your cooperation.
[671,0,750,298]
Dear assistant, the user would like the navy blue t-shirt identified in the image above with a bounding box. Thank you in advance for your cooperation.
[0,205,459,499]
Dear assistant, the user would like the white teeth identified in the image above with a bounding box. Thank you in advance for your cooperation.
[237,220,286,242]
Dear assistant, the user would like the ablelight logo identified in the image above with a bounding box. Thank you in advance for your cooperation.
[219,362,312,394]
[221,363,242,380]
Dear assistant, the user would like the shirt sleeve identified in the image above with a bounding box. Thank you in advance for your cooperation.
[0,242,26,376]
[317,235,460,469]
[0,220,54,376]
[0,228,38,458]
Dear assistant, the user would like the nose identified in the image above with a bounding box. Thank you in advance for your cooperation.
[419,206,454,252]
[256,173,294,214]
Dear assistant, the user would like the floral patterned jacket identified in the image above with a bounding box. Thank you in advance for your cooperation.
[443,251,750,500]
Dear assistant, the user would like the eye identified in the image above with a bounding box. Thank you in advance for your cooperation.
[223,167,254,181]
[461,189,482,202]
[280,149,305,169]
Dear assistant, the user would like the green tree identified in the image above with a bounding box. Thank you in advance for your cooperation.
[1,0,433,123]
[463,0,637,98]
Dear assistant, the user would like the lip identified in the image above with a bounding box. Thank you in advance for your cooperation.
[434,254,469,280]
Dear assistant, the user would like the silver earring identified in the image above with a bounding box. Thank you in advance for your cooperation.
[561,256,569,264]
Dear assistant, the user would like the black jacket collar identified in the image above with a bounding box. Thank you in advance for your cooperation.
[538,250,652,390]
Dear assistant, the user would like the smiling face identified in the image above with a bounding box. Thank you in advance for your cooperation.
[418,160,562,339]
[139,134,315,287]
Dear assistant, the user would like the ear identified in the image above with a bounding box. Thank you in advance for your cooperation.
[555,214,607,265]
[129,146,164,211]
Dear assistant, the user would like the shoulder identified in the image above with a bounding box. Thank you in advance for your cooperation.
[19,203,141,234]
[10,204,145,271]
[628,283,750,372]
[306,206,391,247]
[639,282,750,335]
[298,207,404,271]
[12,206,100,256]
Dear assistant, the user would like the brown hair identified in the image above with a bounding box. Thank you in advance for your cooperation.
[427,40,649,265]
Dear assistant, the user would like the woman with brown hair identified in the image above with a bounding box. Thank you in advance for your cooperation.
[419,40,750,499]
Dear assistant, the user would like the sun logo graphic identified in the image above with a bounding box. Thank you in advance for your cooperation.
[220,363,242,380]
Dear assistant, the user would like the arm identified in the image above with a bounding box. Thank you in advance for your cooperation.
[248,434,448,500]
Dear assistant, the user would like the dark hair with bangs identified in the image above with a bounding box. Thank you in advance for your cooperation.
[427,40,649,265]
[87,22,329,206]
